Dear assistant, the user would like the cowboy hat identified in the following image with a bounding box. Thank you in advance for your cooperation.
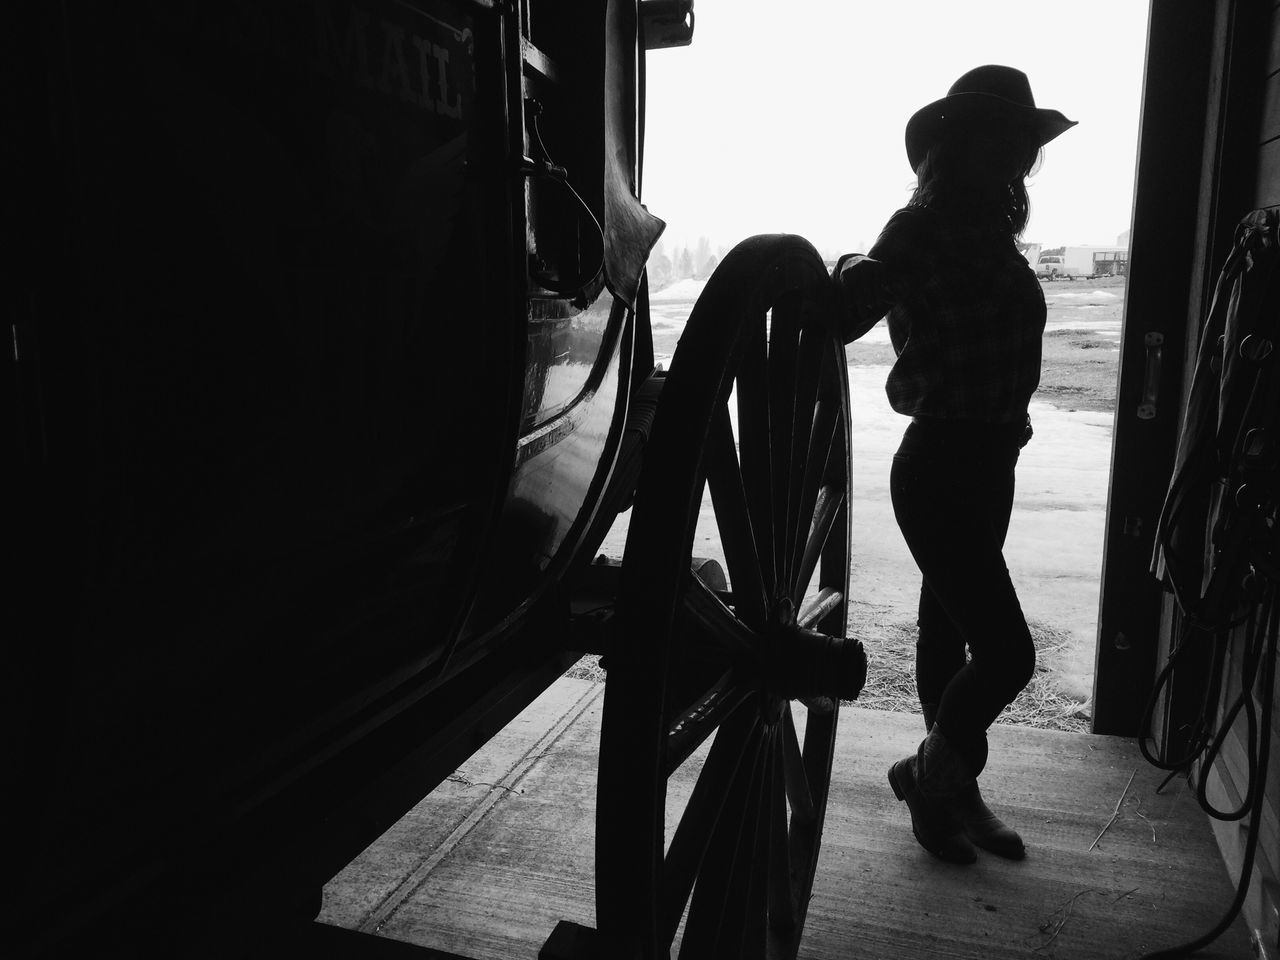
[905,64,1077,171]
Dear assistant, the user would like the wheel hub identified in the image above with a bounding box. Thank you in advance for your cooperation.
[762,597,867,704]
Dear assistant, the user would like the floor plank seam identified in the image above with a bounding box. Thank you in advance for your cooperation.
[355,682,607,936]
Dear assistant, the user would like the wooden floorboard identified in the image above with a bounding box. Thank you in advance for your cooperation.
[811,708,1253,959]
[321,681,1255,959]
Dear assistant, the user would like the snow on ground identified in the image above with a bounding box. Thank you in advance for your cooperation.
[1047,289,1121,300]
[650,278,707,302]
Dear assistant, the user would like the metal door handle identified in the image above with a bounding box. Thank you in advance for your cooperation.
[1138,331,1164,420]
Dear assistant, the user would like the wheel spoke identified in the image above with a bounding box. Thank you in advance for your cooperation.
[768,723,797,937]
[768,296,800,591]
[784,322,824,593]
[823,384,849,488]
[706,405,768,625]
[802,708,838,796]
[716,740,770,960]
[735,728,775,959]
[678,719,768,959]
[789,398,838,596]
[781,704,815,825]
[665,668,754,775]
[682,576,761,665]
[735,318,775,598]
[798,587,844,630]
[663,702,759,944]
[784,710,835,923]
[793,483,846,605]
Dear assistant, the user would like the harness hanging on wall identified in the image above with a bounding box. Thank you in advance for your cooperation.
[1143,209,1280,959]
[1153,209,1280,622]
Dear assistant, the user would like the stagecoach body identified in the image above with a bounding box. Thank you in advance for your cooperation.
[11,2,865,957]
[13,0,651,948]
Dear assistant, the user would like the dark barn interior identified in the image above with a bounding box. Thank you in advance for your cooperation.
[8,1,1280,958]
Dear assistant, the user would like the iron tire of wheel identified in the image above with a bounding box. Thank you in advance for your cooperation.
[596,235,862,959]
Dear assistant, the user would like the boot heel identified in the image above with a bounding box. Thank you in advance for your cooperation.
[887,762,906,801]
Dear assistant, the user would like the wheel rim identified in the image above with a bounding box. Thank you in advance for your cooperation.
[597,235,861,960]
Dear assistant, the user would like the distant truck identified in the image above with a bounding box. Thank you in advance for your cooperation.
[1034,246,1128,279]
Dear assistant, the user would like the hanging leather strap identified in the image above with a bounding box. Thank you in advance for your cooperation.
[1152,209,1280,623]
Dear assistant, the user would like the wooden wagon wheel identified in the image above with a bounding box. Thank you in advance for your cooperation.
[596,235,865,959]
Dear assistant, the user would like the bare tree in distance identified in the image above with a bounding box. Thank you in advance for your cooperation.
[693,235,713,278]
[677,247,695,280]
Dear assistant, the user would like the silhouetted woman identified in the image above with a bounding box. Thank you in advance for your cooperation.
[835,65,1076,863]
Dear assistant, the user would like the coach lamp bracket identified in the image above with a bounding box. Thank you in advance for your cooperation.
[640,0,695,49]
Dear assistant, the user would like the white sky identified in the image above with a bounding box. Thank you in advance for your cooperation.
[640,0,1150,259]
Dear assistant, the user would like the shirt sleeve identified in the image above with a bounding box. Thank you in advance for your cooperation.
[834,253,895,343]
[868,207,935,355]
[868,207,934,270]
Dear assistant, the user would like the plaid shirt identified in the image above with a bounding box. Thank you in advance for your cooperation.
[869,205,1045,425]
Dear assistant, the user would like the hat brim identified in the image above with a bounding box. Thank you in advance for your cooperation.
[905,92,1077,171]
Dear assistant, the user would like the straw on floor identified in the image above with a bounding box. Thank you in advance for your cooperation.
[853,615,1092,732]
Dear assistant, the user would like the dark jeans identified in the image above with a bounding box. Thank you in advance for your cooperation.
[889,417,1037,775]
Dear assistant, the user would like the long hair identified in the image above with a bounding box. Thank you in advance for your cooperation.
[909,132,1043,236]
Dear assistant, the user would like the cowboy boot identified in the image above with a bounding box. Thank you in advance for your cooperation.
[954,781,1026,859]
[887,727,976,864]
[921,704,1025,860]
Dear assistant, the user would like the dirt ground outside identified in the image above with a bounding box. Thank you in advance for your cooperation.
[595,275,1124,732]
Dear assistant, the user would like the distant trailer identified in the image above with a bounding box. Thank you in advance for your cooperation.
[1091,248,1129,276]
[1035,246,1128,279]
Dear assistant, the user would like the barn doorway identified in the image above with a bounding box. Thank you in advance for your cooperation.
[625,0,1150,733]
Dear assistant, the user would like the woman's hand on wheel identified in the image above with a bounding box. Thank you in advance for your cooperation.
[833,254,900,344]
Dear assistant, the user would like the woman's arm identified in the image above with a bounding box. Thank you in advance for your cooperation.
[832,253,899,344]
[832,208,928,345]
